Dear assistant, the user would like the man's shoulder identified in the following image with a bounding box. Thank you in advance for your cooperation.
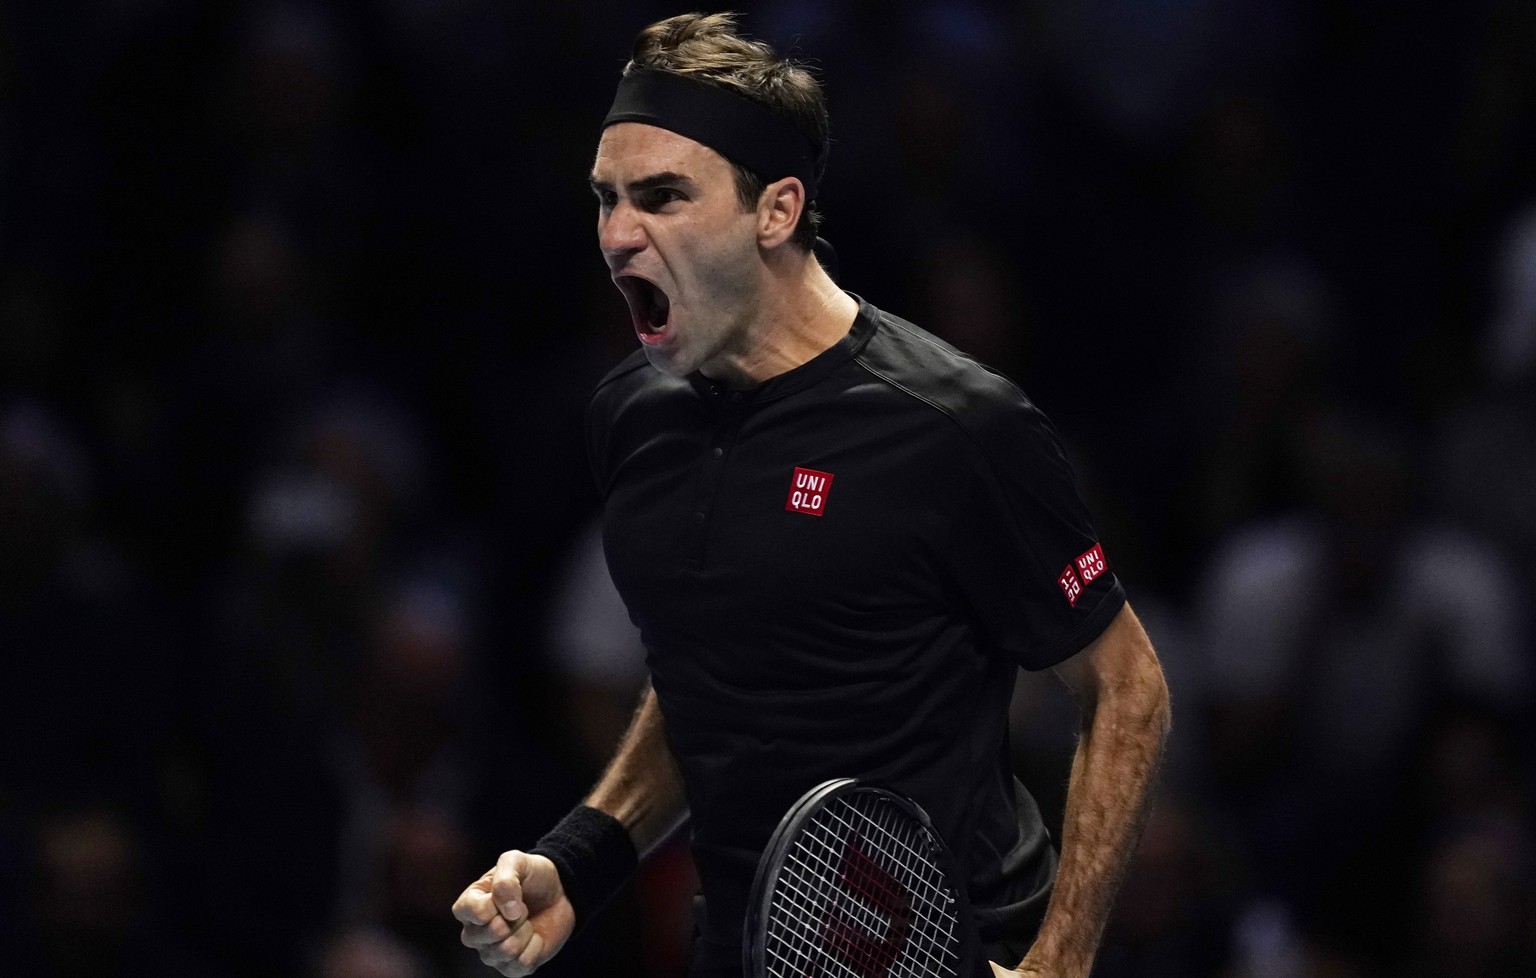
[857,305,1049,446]
[583,350,696,490]
[590,348,653,400]
[587,349,691,420]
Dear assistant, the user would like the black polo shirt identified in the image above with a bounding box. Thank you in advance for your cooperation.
[586,296,1126,972]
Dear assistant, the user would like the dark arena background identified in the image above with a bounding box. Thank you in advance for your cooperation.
[3,2,1535,976]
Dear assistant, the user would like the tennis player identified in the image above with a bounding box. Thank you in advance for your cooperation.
[453,12,1170,978]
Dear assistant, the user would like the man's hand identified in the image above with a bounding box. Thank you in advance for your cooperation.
[452,850,575,976]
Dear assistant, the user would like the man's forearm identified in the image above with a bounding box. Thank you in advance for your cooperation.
[1022,615,1171,977]
[584,682,689,857]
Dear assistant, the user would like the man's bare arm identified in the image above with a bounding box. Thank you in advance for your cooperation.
[585,680,689,855]
[998,602,1171,978]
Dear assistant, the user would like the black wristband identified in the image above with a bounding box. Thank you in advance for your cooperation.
[529,805,638,928]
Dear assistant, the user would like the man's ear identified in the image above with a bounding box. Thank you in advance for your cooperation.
[757,177,804,249]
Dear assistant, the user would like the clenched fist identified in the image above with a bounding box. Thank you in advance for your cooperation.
[452,850,575,975]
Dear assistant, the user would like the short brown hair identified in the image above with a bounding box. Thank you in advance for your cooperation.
[625,12,828,250]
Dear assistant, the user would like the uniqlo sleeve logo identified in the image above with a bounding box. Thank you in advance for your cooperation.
[1075,543,1107,583]
[1058,566,1084,607]
[785,467,834,517]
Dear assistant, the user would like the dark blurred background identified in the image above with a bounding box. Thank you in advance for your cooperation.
[2,1,1534,976]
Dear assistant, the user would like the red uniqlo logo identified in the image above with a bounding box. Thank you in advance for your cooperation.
[1058,566,1083,607]
[1075,543,1107,583]
[785,466,834,517]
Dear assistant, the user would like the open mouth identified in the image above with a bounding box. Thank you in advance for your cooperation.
[615,275,672,338]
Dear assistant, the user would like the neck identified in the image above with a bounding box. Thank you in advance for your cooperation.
[700,248,859,388]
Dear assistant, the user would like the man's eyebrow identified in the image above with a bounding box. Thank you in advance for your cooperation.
[588,171,696,194]
[627,171,694,192]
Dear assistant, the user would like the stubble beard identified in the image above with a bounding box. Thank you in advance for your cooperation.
[644,275,758,381]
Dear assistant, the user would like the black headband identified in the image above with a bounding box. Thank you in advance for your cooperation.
[602,68,823,201]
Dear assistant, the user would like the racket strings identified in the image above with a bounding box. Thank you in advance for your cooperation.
[762,792,962,978]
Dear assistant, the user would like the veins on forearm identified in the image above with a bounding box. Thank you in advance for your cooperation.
[584,682,689,856]
[1026,655,1170,976]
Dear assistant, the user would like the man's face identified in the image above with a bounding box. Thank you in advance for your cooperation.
[591,122,762,378]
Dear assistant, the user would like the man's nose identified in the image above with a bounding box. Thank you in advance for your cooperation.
[599,203,646,259]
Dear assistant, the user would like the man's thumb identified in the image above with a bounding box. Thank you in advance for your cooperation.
[492,849,529,920]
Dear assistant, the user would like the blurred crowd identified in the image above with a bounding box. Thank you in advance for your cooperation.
[2,1,1535,976]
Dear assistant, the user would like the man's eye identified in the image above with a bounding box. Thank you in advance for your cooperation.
[641,189,684,209]
[595,189,618,209]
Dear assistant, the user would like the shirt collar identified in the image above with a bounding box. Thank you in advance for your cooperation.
[687,294,879,406]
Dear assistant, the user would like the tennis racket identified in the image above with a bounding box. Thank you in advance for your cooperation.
[744,778,978,978]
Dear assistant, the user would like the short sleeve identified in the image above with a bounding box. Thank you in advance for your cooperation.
[938,392,1125,670]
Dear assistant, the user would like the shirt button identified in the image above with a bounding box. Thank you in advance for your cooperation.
[693,511,706,523]
[711,447,724,459]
